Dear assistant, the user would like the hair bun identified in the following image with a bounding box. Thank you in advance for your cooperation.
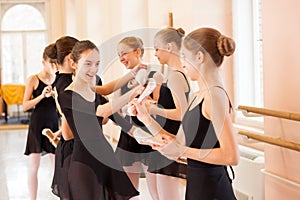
[176,28,185,37]
[53,44,57,58]
[217,35,235,56]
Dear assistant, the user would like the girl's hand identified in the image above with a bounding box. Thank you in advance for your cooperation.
[144,100,156,113]
[131,64,148,85]
[131,127,165,146]
[127,103,137,116]
[131,99,152,125]
[155,137,187,161]
[131,64,148,75]
[42,85,53,98]
[150,133,174,150]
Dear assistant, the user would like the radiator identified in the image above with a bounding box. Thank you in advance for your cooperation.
[232,145,265,200]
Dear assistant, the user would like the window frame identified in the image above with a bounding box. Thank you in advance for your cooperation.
[0,1,48,84]
[232,0,264,129]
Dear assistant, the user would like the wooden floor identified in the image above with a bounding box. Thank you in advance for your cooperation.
[0,116,29,131]
[0,124,28,130]
[0,128,186,200]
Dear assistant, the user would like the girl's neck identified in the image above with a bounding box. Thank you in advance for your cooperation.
[59,63,74,74]
[131,60,143,69]
[39,70,55,84]
[72,77,95,101]
[166,55,182,71]
[196,63,223,90]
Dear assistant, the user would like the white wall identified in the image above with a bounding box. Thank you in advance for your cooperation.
[59,0,233,83]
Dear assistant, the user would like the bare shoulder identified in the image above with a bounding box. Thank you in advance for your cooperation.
[168,70,186,82]
[209,86,228,100]
[208,87,231,114]
[167,70,189,90]
[25,75,39,88]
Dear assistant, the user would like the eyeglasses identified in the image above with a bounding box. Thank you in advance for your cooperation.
[118,49,136,57]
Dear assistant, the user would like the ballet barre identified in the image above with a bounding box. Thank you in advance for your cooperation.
[238,105,300,152]
[238,105,300,121]
[160,12,174,74]
[168,12,173,27]
[239,131,300,152]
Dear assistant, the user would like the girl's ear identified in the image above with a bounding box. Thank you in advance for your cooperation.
[70,59,77,70]
[167,43,173,52]
[197,51,205,63]
[135,48,142,57]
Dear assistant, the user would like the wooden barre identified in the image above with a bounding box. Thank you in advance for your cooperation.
[161,12,174,74]
[168,12,173,27]
[239,131,300,152]
[238,105,300,122]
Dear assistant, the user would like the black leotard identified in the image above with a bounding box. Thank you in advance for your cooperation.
[58,90,139,199]
[24,76,59,155]
[147,70,190,179]
[182,95,236,200]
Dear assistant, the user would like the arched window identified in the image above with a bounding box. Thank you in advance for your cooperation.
[1,3,47,84]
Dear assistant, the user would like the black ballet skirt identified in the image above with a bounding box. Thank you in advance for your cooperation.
[115,77,153,167]
[24,77,59,156]
[182,99,236,200]
[51,72,73,198]
[58,90,139,200]
[51,138,74,198]
[147,71,189,179]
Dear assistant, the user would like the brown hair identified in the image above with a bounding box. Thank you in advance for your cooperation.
[71,40,99,63]
[118,37,144,57]
[155,27,185,50]
[53,36,79,65]
[42,43,56,63]
[183,27,235,67]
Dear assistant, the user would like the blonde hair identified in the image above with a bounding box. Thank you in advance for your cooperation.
[118,37,144,57]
